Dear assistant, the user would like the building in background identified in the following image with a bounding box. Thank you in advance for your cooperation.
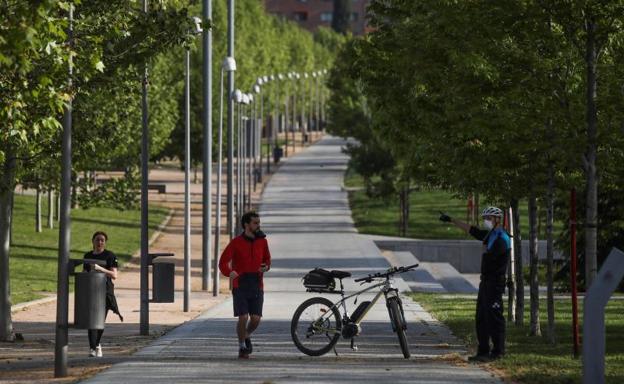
[264,0,371,35]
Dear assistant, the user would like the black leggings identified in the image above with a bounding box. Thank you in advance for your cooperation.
[88,311,108,349]
[88,329,104,349]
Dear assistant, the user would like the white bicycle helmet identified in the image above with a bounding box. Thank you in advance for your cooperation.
[481,206,503,218]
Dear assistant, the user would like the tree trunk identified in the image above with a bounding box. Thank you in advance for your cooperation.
[36,184,42,233]
[0,153,16,341]
[9,190,14,247]
[56,189,61,222]
[474,193,480,224]
[398,187,406,237]
[403,185,409,236]
[511,198,524,326]
[507,206,516,323]
[528,195,541,336]
[584,16,598,289]
[546,163,556,344]
[48,189,54,229]
[71,171,77,209]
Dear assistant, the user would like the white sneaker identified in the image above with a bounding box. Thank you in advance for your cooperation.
[89,348,96,357]
[96,344,103,357]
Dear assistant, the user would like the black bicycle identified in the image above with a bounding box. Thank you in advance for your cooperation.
[290,264,418,358]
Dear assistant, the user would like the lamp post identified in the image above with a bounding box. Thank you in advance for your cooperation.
[139,0,150,337]
[285,72,293,157]
[183,17,203,312]
[321,69,328,132]
[254,79,263,185]
[302,72,308,145]
[213,57,237,297]
[54,3,73,377]
[309,72,315,141]
[226,0,236,240]
[293,72,300,152]
[314,71,320,139]
[243,93,251,211]
[233,89,243,230]
[183,34,191,313]
[201,0,213,293]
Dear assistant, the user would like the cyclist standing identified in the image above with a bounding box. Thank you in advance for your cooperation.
[439,206,510,362]
[219,211,271,359]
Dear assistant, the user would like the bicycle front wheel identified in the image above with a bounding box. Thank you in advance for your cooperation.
[387,297,410,358]
[291,296,342,356]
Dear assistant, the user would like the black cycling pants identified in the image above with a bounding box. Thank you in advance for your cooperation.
[475,280,505,356]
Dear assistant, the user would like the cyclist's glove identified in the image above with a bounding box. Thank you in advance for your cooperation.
[439,211,452,223]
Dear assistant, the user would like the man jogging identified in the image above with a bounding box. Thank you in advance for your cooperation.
[219,211,271,359]
[439,206,510,362]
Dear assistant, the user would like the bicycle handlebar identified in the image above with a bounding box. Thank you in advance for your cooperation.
[353,264,419,283]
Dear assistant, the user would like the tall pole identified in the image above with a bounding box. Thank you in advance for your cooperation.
[570,188,580,357]
[213,68,225,297]
[258,85,263,183]
[140,0,150,336]
[292,79,296,153]
[183,49,191,312]
[267,81,272,175]
[201,0,213,292]
[236,103,242,227]
[54,4,73,377]
[226,0,235,239]
[309,74,314,140]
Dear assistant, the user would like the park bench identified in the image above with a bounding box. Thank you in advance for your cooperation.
[147,183,167,194]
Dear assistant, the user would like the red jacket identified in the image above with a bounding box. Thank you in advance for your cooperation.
[218,234,271,289]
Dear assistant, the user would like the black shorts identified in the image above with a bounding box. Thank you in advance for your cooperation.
[232,288,264,317]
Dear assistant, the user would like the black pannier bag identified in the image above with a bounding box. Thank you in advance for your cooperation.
[302,268,336,292]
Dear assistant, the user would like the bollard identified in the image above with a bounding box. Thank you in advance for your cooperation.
[74,271,107,329]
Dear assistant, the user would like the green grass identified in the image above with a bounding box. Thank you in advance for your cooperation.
[9,194,169,304]
[345,168,471,239]
[409,292,624,383]
[344,167,564,239]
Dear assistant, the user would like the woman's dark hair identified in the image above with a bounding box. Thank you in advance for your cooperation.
[241,211,259,229]
[92,231,108,241]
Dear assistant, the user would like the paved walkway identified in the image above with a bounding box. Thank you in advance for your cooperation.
[82,137,501,383]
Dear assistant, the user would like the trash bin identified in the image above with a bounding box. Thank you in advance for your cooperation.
[304,133,309,143]
[273,147,283,164]
[152,261,175,303]
[74,272,107,329]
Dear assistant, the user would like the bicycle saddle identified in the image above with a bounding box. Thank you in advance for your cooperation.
[330,270,351,279]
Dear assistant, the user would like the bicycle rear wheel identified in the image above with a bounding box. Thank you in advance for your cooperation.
[291,297,342,356]
[387,297,410,358]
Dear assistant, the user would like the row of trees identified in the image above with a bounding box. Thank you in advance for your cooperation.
[0,0,341,341]
[328,0,624,343]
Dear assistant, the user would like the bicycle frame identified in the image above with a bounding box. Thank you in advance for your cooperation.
[330,277,397,328]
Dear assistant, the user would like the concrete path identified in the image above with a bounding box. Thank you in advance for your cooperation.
[82,136,501,384]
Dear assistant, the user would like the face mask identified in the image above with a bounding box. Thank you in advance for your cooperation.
[483,220,494,230]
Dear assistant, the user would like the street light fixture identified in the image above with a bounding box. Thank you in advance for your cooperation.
[213,57,236,297]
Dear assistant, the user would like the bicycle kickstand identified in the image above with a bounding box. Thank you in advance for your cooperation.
[333,346,339,356]
[350,339,358,351]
